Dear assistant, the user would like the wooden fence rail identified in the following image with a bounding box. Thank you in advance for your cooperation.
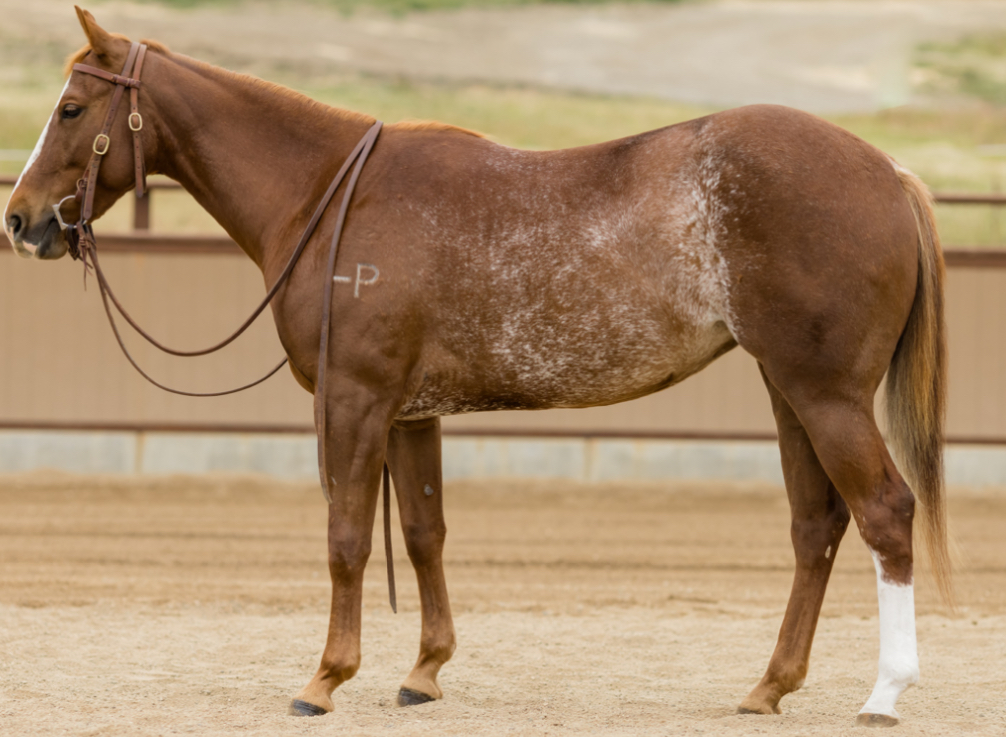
[3,175,1006,232]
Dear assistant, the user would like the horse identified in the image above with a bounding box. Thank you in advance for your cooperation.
[4,7,950,727]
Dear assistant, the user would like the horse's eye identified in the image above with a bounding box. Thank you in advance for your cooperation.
[61,105,83,120]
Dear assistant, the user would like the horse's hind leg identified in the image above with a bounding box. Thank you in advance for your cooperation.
[738,366,851,715]
[760,375,919,726]
[387,417,456,706]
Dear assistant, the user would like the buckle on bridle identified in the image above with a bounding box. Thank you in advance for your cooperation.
[128,113,143,132]
[93,133,111,155]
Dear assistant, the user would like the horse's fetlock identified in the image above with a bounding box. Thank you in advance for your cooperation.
[767,662,807,694]
[422,636,456,665]
[881,659,919,690]
[320,654,361,684]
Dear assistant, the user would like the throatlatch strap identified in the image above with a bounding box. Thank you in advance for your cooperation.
[130,44,148,197]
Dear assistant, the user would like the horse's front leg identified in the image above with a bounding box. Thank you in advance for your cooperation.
[289,384,395,717]
[387,417,456,706]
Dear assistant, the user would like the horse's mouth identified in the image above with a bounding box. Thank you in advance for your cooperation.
[19,218,68,260]
[12,239,37,259]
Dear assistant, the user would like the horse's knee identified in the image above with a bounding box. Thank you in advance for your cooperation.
[403,521,446,568]
[328,527,372,578]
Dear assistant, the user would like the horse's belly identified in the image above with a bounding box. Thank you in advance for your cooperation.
[397,316,734,419]
[397,170,740,420]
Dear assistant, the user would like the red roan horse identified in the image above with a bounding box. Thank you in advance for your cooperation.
[5,8,950,727]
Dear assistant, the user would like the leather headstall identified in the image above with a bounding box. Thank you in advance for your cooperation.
[65,40,148,261]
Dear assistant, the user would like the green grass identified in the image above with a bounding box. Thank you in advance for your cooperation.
[3,70,1005,246]
[299,77,713,149]
[916,32,1006,106]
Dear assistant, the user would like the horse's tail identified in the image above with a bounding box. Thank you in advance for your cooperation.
[886,163,952,606]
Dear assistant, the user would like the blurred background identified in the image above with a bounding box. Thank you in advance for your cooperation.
[0,0,1004,484]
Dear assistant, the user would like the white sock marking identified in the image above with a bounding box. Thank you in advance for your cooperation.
[859,549,919,719]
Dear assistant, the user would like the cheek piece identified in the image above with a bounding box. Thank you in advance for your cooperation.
[57,40,148,261]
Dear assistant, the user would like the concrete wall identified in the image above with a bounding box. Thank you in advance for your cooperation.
[3,429,1006,488]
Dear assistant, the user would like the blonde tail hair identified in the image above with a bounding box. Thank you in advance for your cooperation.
[886,163,952,606]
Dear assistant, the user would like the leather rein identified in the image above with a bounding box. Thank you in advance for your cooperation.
[60,42,397,612]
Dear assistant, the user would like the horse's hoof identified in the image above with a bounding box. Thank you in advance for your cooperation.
[397,687,436,707]
[855,713,899,728]
[736,699,780,711]
[288,699,330,717]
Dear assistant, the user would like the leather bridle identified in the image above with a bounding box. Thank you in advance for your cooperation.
[57,41,148,258]
[56,41,397,610]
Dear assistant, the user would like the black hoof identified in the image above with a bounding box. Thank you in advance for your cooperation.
[288,699,329,717]
[397,687,436,707]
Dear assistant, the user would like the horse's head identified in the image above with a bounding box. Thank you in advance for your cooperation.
[4,7,149,259]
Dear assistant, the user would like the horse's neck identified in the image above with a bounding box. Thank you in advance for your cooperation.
[149,54,374,269]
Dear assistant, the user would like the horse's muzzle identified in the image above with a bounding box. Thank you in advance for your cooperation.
[11,215,69,260]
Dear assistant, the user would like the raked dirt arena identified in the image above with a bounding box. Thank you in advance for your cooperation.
[1,473,1004,736]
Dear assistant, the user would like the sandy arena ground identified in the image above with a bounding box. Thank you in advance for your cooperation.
[1,473,1005,736]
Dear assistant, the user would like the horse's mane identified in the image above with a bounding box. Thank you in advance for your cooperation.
[63,39,484,138]
[63,37,170,77]
[391,119,486,139]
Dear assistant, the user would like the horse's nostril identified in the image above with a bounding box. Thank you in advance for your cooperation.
[7,214,22,237]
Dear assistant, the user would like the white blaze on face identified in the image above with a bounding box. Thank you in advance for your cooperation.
[859,549,919,720]
[3,79,71,253]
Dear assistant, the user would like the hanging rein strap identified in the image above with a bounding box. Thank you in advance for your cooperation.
[84,122,382,376]
[66,45,396,611]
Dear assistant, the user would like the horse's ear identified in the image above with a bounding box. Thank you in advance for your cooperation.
[74,6,117,59]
